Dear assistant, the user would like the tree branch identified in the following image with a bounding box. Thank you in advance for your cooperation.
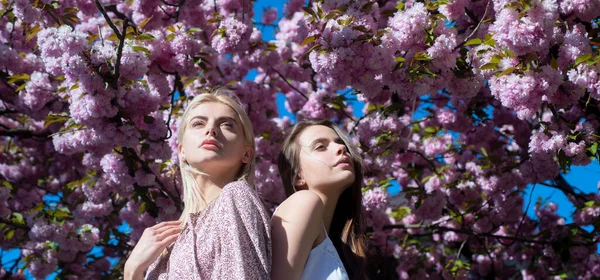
[454,0,491,51]
[271,66,309,100]
[0,129,50,139]
[0,218,29,230]
[95,0,122,38]
[164,72,182,140]
[95,0,128,89]
[383,224,597,247]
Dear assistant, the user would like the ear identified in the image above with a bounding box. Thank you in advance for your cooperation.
[294,174,306,188]
[178,144,185,161]
[241,146,253,164]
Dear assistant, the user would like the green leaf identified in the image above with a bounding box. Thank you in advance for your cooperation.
[340,16,354,26]
[302,43,322,58]
[570,227,578,235]
[15,83,26,92]
[63,7,79,14]
[588,142,598,155]
[585,201,596,208]
[424,126,437,134]
[107,33,119,41]
[464,38,482,46]
[575,54,592,66]
[11,213,24,225]
[481,147,488,157]
[483,38,496,47]
[567,132,580,140]
[361,2,376,12]
[490,55,502,64]
[498,67,516,76]
[66,175,91,190]
[139,16,153,29]
[4,229,14,240]
[26,24,41,42]
[395,57,405,62]
[30,203,45,213]
[133,46,150,55]
[302,7,319,19]
[164,34,175,41]
[53,207,70,218]
[480,63,498,70]
[61,13,80,24]
[301,34,320,46]
[138,202,147,215]
[1,181,12,191]
[44,113,69,128]
[7,73,30,84]
[390,206,411,220]
[136,33,156,41]
[352,25,370,33]
[413,52,432,61]
[267,43,277,51]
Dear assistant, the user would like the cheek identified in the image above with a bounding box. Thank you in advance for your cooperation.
[302,154,329,176]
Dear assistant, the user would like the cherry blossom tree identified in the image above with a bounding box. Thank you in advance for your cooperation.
[0,0,599,278]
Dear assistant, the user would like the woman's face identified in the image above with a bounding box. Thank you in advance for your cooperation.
[179,102,251,178]
[295,125,355,194]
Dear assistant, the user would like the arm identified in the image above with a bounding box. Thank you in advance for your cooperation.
[271,191,324,280]
[214,182,272,279]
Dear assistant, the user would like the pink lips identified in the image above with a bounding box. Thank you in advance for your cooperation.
[334,156,352,167]
[200,138,221,150]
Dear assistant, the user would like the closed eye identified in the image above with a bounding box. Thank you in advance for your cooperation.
[314,144,326,151]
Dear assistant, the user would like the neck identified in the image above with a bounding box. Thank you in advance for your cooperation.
[193,173,234,207]
[314,189,342,233]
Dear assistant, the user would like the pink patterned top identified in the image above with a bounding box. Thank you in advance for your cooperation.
[145,181,272,279]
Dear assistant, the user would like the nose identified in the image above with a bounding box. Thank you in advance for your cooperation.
[205,123,218,137]
[336,143,347,156]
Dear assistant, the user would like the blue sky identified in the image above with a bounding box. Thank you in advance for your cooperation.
[2,1,598,279]
[254,0,599,223]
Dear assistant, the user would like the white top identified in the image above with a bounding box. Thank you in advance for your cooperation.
[300,226,349,280]
[273,207,349,280]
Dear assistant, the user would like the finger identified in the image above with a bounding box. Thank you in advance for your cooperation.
[157,226,183,241]
[158,230,182,247]
[151,220,183,229]
[154,223,184,235]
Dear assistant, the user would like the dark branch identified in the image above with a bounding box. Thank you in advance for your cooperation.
[454,0,491,51]
[271,67,309,100]
[95,0,122,38]
[0,129,50,139]
[0,218,30,230]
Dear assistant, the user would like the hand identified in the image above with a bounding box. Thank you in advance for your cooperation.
[124,221,184,280]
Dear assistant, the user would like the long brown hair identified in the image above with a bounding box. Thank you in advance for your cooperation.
[277,119,368,280]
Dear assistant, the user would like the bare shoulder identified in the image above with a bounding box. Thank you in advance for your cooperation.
[274,191,323,225]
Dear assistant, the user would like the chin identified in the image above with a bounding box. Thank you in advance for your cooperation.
[336,174,356,190]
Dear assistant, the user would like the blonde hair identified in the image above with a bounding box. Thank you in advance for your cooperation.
[176,88,256,224]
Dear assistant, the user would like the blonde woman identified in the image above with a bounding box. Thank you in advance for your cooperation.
[124,89,271,279]
[272,119,368,280]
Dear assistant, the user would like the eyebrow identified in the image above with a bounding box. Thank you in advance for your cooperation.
[307,137,342,147]
[189,115,239,124]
